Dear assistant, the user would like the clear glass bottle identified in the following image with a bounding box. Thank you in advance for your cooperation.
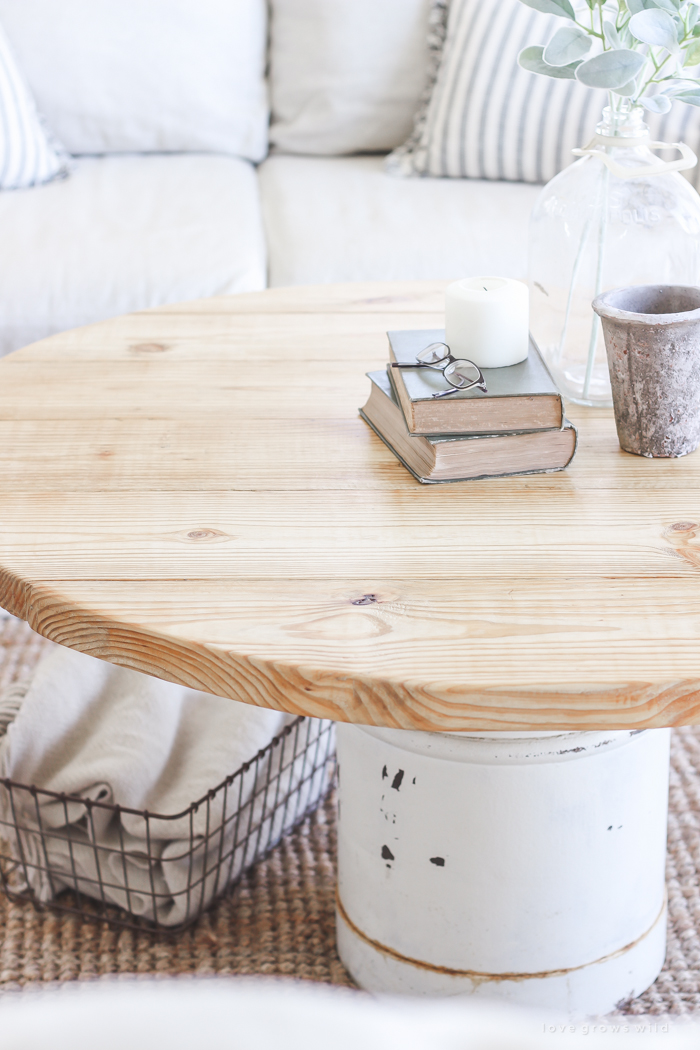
[529,101,700,406]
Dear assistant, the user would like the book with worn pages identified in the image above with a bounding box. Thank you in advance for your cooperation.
[388,329,564,435]
[360,371,577,484]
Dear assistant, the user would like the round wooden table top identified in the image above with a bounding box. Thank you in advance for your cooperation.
[1,280,699,731]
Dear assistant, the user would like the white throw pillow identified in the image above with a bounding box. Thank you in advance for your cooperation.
[0,0,269,162]
[0,20,69,190]
[269,0,432,155]
[388,0,700,188]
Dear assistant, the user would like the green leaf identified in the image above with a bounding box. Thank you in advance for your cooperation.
[518,44,581,78]
[613,76,639,95]
[604,20,623,47]
[543,25,592,65]
[629,8,680,50]
[618,22,634,46]
[628,0,679,10]
[517,0,576,18]
[672,88,700,102]
[684,36,700,63]
[660,77,700,92]
[641,93,674,110]
[575,48,646,88]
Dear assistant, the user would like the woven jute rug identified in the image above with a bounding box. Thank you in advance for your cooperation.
[1,616,700,1016]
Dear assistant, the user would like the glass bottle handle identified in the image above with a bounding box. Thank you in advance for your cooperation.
[571,141,697,180]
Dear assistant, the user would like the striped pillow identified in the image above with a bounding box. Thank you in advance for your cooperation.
[387,0,700,188]
[0,20,69,190]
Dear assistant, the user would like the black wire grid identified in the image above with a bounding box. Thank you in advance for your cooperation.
[0,716,335,933]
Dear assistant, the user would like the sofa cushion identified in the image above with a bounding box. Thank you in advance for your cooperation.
[0,20,70,189]
[258,154,539,286]
[0,0,268,161]
[268,0,431,155]
[0,154,266,357]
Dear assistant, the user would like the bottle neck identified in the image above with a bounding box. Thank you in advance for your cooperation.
[572,99,697,178]
[594,102,649,149]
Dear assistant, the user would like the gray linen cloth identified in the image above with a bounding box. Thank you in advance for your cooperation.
[0,642,328,925]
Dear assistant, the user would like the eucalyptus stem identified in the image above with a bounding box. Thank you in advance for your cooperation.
[582,164,610,402]
[555,218,592,367]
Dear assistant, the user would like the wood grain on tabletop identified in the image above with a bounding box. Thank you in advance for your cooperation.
[1,280,699,731]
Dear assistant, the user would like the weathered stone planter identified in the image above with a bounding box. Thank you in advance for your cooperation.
[592,285,700,458]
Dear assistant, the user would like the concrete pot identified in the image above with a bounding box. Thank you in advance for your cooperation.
[592,285,700,458]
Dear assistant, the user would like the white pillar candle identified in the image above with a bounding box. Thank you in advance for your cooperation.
[445,277,529,368]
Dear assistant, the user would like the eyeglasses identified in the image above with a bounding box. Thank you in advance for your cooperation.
[390,342,488,398]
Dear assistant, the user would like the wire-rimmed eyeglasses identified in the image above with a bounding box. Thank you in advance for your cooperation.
[390,342,488,398]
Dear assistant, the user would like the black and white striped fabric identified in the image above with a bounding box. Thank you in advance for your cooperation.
[0,20,69,190]
[387,0,700,188]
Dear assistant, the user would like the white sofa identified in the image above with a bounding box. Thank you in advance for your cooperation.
[0,0,542,357]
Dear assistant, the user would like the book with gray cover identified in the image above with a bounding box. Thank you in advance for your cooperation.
[388,329,564,435]
[360,370,577,484]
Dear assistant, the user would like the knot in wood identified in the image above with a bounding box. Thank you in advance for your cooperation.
[351,594,379,606]
[129,342,169,353]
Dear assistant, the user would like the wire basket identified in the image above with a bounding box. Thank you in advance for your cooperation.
[0,715,335,933]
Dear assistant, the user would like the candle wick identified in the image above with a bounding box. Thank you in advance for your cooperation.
[483,286,488,291]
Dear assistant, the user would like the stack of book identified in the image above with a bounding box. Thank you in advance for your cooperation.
[360,329,577,484]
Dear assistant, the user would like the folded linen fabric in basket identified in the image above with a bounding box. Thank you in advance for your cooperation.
[0,641,329,926]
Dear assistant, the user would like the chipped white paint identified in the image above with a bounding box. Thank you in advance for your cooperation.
[336,725,670,1014]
